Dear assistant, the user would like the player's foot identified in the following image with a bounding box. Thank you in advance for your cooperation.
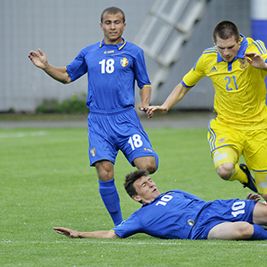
[240,164,258,193]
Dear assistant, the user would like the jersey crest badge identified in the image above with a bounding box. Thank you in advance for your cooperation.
[120,57,129,67]
[187,219,195,226]
[90,148,96,157]
[238,58,249,69]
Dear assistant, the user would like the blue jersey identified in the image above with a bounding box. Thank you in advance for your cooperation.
[66,39,151,113]
[113,190,255,240]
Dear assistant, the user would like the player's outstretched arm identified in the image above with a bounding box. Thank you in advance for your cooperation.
[146,83,189,118]
[53,227,118,239]
[28,49,71,84]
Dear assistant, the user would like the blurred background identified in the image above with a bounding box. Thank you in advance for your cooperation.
[0,0,265,113]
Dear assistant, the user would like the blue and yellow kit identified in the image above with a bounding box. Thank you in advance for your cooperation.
[182,36,267,129]
[181,36,267,178]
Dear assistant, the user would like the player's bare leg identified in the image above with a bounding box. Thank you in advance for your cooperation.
[208,221,254,240]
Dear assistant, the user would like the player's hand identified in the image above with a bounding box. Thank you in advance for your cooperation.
[245,52,267,69]
[28,49,48,69]
[53,227,80,238]
[138,105,148,113]
[146,105,168,118]
[246,193,261,202]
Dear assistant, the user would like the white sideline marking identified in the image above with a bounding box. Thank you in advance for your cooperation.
[1,240,177,246]
[0,131,47,139]
[1,240,267,246]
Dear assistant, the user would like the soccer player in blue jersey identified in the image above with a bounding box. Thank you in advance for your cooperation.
[146,21,267,200]
[28,7,158,226]
[54,170,267,240]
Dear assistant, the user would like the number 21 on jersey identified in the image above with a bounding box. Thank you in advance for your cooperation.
[224,75,238,91]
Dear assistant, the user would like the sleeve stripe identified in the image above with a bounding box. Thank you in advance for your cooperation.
[203,47,217,54]
[203,51,217,55]
[253,40,267,54]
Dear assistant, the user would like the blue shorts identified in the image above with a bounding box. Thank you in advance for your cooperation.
[87,108,158,166]
[190,199,256,240]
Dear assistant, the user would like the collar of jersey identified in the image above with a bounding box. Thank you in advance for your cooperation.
[99,38,127,50]
[141,192,164,207]
[217,34,248,63]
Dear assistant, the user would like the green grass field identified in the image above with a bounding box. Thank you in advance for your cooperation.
[0,126,266,266]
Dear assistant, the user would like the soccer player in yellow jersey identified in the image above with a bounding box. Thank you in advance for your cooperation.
[147,21,267,200]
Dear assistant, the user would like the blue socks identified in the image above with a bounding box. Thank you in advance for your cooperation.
[98,179,123,226]
[251,224,267,240]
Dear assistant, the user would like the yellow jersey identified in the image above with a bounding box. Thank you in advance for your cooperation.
[182,36,267,129]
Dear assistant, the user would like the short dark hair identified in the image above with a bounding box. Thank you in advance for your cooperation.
[124,170,149,198]
[213,21,240,43]
[100,7,125,23]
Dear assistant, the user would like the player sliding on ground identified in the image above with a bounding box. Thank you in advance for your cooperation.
[54,170,267,240]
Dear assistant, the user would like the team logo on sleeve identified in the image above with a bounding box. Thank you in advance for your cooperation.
[210,66,217,73]
[120,57,129,67]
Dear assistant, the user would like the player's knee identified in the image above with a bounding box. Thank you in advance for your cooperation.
[134,156,158,174]
[236,222,253,239]
[98,170,113,181]
[136,162,157,174]
[143,157,159,174]
[216,163,234,180]
[146,162,157,174]
[147,155,159,174]
[95,162,114,181]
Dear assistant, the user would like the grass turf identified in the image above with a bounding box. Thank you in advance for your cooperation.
[0,127,266,266]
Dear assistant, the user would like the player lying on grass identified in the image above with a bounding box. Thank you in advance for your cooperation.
[54,170,267,240]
